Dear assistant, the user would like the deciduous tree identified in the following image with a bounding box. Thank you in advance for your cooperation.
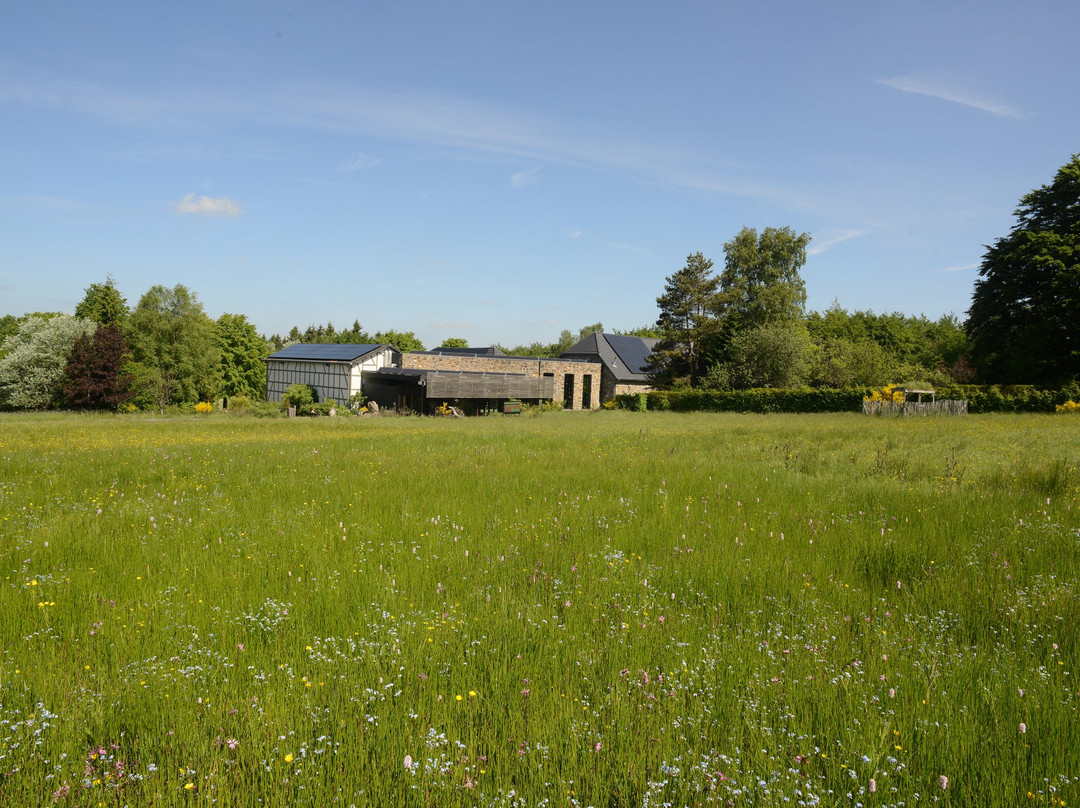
[719,226,810,331]
[373,330,425,353]
[215,313,267,400]
[63,324,133,409]
[0,315,96,409]
[126,284,220,412]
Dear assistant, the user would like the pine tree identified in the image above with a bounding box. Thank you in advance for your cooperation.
[967,154,1080,384]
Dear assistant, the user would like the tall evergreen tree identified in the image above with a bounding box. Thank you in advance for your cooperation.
[648,252,721,386]
[967,154,1080,384]
[75,275,129,326]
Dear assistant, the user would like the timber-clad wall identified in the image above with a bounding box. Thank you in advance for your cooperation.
[265,347,398,404]
[402,353,602,410]
[266,360,351,404]
[425,373,555,400]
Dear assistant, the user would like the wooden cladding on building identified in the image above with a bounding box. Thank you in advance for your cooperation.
[425,373,554,400]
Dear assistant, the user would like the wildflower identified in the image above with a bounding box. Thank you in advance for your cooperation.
[403,754,414,771]
[1019,723,1027,734]
[594,742,602,751]
[184,782,195,790]
[455,694,463,702]
[889,688,896,698]
[284,754,294,763]
[226,738,239,750]
[468,690,477,697]
[939,775,949,791]
[869,778,877,793]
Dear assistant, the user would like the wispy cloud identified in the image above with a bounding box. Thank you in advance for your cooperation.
[342,152,380,171]
[511,166,541,188]
[0,73,818,209]
[879,74,1023,119]
[175,193,244,217]
[807,229,868,256]
[0,194,108,224]
[567,229,583,239]
[941,262,979,273]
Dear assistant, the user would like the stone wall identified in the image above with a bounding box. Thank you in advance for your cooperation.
[402,353,603,410]
[613,381,653,397]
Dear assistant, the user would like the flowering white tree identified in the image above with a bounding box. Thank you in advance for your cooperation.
[0,314,96,409]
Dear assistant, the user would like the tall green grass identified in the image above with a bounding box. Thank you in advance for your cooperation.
[0,411,1077,806]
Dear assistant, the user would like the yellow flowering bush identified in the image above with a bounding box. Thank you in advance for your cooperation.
[1056,399,1080,413]
[864,384,905,403]
[195,401,213,414]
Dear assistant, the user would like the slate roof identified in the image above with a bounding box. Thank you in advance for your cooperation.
[373,367,529,380]
[267,343,390,363]
[418,346,507,357]
[562,333,659,382]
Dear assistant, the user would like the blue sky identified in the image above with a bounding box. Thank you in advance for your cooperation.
[2,1,1076,347]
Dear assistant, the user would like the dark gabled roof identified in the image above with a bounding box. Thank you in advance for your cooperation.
[562,333,658,381]
[267,343,390,362]
[607,334,659,376]
[419,346,507,357]
[373,367,529,380]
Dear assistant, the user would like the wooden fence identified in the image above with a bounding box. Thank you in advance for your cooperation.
[862,399,968,416]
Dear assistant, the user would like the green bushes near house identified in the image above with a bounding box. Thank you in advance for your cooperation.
[616,388,870,413]
[614,383,1080,414]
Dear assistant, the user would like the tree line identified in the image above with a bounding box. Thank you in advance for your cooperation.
[1,154,1076,411]
[645,227,971,391]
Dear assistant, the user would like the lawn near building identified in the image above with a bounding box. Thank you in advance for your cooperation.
[1,411,1078,806]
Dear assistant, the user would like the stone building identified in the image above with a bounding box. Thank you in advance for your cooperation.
[266,344,605,413]
[365,348,602,413]
[561,333,659,401]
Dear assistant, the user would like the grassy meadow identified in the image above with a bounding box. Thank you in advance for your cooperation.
[1,410,1078,807]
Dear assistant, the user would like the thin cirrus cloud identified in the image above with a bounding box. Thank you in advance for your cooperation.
[342,152,380,171]
[878,74,1023,120]
[511,166,541,188]
[175,193,244,217]
[807,229,867,256]
[0,73,818,209]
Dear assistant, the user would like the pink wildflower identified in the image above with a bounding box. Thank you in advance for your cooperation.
[1019,722,1027,734]
[869,778,877,793]
[939,775,948,791]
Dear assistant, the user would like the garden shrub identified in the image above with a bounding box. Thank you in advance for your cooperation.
[281,383,317,413]
[617,388,870,414]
